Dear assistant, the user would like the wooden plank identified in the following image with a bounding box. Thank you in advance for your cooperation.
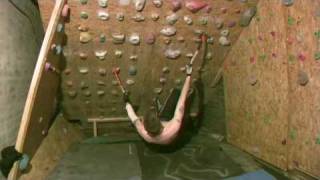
[9,0,67,179]
[286,0,320,177]
[224,0,290,170]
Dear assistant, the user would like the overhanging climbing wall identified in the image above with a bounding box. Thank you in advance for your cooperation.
[225,0,320,177]
[224,0,289,170]
[38,0,258,121]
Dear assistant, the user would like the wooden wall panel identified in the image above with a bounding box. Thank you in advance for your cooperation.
[224,0,290,170]
[9,0,68,179]
[286,0,320,177]
[38,0,258,121]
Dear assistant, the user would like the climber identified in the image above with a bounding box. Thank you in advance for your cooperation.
[0,146,22,178]
[119,34,206,145]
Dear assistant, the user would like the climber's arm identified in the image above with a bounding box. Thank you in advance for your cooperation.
[173,75,192,122]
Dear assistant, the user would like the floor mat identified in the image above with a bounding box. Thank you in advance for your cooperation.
[47,143,142,180]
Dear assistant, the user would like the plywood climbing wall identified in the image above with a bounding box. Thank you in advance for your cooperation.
[38,0,258,121]
[225,0,320,177]
[224,0,289,170]
[285,0,320,177]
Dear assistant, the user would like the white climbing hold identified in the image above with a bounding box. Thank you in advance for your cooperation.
[151,13,160,21]
[152,0,163,8]
[134,0,146,12]
[183,15,193,25]
[98,11,110,21]
[165,49,181,59]
[160,26,177,37]
[115,50,123,58]
[116,12,125,21]
[219,36,231,46]
[112,33,125,44]
[166,13,179,25]
[129,33,140,45]
[95,50,108,60]
[126,79,135,85]
[79,67,89,74]
[220,29,229,37]
[132,13,145,22]
[79,32,92,43]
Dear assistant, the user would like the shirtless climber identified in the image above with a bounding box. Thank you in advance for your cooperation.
[124,65,194,145]
[120,34,206,145]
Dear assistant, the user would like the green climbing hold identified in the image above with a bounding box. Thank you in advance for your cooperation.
[80,11,89,19]
[288,16,295,26]
[314,30,320,39]
[315,52,320,61]
[99,34,106,43]
[288,54,296,64]
[316,134,320,145]
[259,54,267,61]
[289,129,297,140]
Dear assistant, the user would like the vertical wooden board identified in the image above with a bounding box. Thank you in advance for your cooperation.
[10,0,67,179]
[286,0,320,177]
[38,0,257,120]
[224,0,289,170]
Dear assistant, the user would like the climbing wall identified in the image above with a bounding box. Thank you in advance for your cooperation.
[225,0,320,177]
[286,0,320,177]
[224,0,289,170]
[38,0,258,121]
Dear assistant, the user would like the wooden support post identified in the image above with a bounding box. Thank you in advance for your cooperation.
[93,121,97,137]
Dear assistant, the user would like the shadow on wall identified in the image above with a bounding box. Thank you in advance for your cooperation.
[0,0,43,150]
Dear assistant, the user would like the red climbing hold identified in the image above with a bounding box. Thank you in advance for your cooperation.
[250,56,256,64]
[185,0,208,13]
[298,52,307,62]
[170,0,183,12]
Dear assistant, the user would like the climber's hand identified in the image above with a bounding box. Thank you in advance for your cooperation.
[186,64,193,76]
[123,91,130,103]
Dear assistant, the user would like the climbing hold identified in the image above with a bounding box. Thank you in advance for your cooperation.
[80,81,89,89]
[193,29,203,35]
[175,79,182,85]
[153,88,163,94]
[68,91,77,98]
[165,49,181,59]
[180,66,186,72]
[83,91,92,97]
[162,67,170,73]
[170,0,183,12]
[166,13,179,25]
[163,37,171,45]
[297,70,309,86]
[159,77,166,84]
[185,0,208,13]
[298,52,306,62]
[64,68,71,75]
[205,52,213,60]
[115,50,123,58]
[98,0,108,8]
[153,0,163,8]
[207,36,214,44]
[79,0,88,5]
[219,36,231,46]
[116,12,125,21]
[111,90,118,96]
[80,32,92,43]
[248,75,258,86]
[215,18,224,29]
[282,0,294,6]
[160,26,177,36]
[145,33,156,44]
[186,53,194,58]
[95,50,108,60]
[79,52,88,60]
[199,16,208,25]
[99,34,106,43]
[112,80,119,86]
[130,55,138,61]
[129,33,140,45]
[80,11,89,19]
[151,13,160,21]
[177,36,185,42]
[220,29,229,37]
[98,68,107,76]
[126,79,135,85]
[56,23,64,33]
[315,52,320,61]
[128,66,137,76]
[78,25,89,32]
[98,11,110,21]
[227,21,236,28]
[97,80,106,86]
[66,81,73,87]
[97,90,105,96]
[132,13,145,22]
[79,67,89,74]
[134,0,146,12]
[183,16,193,25]
[239,7,257,27]
[112,33,126,44]
[221,7,227,14]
